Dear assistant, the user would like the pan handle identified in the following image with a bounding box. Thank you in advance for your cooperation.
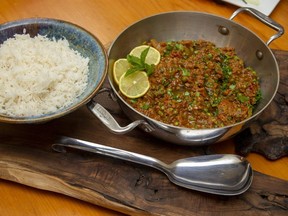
[229,7,284,45]
[87,88,154,134]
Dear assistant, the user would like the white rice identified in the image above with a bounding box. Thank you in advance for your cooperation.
[0,33,89,117]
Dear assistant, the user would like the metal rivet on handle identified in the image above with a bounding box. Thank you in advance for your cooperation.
[218,26,229,35]
[256,50,263,60]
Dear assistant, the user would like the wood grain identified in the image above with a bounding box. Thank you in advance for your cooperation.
[0,0,288,215]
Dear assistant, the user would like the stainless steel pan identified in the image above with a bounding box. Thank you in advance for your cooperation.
[89,7,284,146]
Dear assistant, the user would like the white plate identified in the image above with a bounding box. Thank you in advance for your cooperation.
[222,0,280,16]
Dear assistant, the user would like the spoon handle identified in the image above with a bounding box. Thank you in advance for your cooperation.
[53,136,167,169]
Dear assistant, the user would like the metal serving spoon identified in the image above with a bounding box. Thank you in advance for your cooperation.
[52,136,253,196]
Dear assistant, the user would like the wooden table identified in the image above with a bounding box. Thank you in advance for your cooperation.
[0,0,287,215]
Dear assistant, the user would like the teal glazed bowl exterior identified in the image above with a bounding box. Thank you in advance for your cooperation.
[0,18,107,123]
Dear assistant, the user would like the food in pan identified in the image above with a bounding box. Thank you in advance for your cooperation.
[0,33,89,117]
[113,39,261,129]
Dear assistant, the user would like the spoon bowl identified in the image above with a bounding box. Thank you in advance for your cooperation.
[164,154,253,195]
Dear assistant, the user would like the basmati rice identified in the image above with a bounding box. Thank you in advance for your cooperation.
[0,33,89,117]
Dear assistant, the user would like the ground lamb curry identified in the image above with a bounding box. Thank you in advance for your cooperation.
[120,39,261,129]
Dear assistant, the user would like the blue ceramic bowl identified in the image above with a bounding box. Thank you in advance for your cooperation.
[0,18,107,123]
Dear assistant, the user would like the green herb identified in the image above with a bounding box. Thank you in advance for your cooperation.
[234,56,240,60]
[167,89,173,96]
[220,82,228,91]
[229,84,236,90]
[180,67,190,76]
[237,93,249,103]
[130,98,138,104]
[211,97,222,107]
[222,64,232,77]
[163,42,173,56]
[214,109,219,116]
[141,103,150,110]
[175,43,184,50]
[125,47,155,76]
[255,89,262,103]
[184,91,190,96]
[161,78,170,86]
